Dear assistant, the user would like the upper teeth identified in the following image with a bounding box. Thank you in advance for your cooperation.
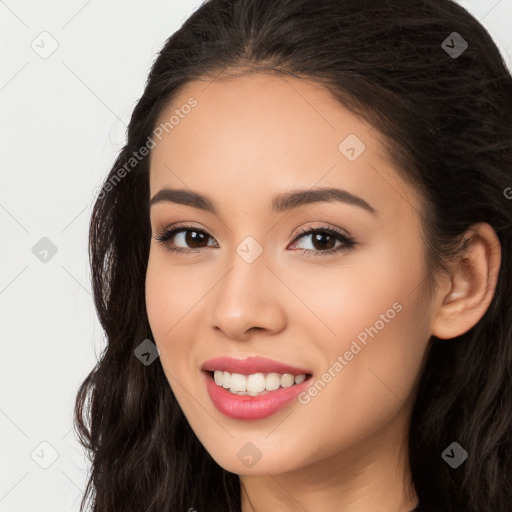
[213,370,307,394]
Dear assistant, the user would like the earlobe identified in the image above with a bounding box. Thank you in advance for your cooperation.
[430,223,501,340]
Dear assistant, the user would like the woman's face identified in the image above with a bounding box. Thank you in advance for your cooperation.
[146,72,435,475]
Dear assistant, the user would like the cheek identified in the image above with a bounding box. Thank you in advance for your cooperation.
[289,239,425,343]
[288,268,428,460]
[145,256,192,403]
[145,250,200,340]
[326,247,427,400]
[145,255,169,339]
[291,235,429,405]
[145,252,192,372]
[145,249,220,388]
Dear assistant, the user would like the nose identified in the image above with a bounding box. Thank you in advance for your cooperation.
[209,250,287,341]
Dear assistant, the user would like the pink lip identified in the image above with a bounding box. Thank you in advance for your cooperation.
[202,371,312,420]
[201,356,312,375]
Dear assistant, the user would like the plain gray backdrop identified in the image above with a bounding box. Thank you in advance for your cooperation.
[1,1,511,510]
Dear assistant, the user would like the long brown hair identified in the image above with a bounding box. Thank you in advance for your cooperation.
[75,1,512,510]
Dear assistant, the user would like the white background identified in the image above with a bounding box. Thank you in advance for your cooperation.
[1,1,511,510]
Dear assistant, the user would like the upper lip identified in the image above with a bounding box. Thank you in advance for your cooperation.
[201,356,312,376]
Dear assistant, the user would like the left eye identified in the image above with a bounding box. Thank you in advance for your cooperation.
[154,224,356,257]
[288,227,356,256]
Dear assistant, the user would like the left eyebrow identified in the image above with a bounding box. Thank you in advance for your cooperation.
[149,186,377,217]
[270,187,377,216]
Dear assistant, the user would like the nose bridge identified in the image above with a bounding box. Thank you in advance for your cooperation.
[216,239,270,312]
[209,237,286,338]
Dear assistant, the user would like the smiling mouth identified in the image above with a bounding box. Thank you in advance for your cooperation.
[204,370,314,396]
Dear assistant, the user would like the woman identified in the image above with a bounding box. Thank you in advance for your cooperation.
[75,0,512,510]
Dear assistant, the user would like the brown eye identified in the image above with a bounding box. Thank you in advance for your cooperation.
[178,229,209,248]
[289,226,356,258]
[305,231,337,251]
[155,225,217,253]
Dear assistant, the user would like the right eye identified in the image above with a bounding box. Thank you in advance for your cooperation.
[154,224,218,254]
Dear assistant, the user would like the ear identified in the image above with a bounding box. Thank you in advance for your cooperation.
[430,223,501,340]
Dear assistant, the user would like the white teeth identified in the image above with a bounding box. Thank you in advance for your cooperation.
[212,370,308,394]
[246,373,266,393]
[294,374,306,384]
[222,371,231,389]
[265,373,281,391]
[230,373,246,392]
[280,374,295,388]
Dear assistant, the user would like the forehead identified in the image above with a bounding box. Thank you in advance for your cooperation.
[148,72,420,220]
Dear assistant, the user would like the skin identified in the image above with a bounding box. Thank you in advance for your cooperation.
[145,72,501,512]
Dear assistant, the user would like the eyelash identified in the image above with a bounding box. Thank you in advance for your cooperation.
[154,223,357,258]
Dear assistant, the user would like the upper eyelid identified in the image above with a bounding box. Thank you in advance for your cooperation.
[292,223,352,238]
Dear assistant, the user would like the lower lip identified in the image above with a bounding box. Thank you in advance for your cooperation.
[202,371,312,420]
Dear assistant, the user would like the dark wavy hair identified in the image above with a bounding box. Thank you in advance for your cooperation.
[74,0,512,510]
